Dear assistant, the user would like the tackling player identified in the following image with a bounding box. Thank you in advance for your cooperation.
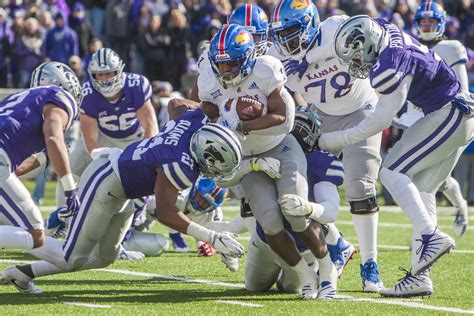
[0,62,82,261]
[322,15,473,297]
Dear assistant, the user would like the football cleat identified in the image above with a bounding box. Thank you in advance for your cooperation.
[317,281,337,300]
[454,202,468,237]
[169,232,189,253]
[380,268,432,298]
[360,259,384,292]
[197,241,216,257]
[2,266,42,294]
[117,245,145,260]
[220,253,240,272]
[327,235,357,277]
[412,228,455,275]
[301,282,319,300]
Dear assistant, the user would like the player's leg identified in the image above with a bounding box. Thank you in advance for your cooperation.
[277,250,318,293]
[440,176,468,236]
[241,171,318,299]
[326,223,356,277]
[0,153,44,250]
[268,134,337,296]
[380,106,473,277]
[245,234,282,292]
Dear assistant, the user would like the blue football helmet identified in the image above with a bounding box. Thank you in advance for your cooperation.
[187,178,228,213]
[229,4,269,56]
[208,24,256,88]
[270,0,320,60]
[414,2,446,42]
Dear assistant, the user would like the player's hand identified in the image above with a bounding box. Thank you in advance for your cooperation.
[318,131,347,154]
[284,56,309,79]
[220,253,240,272]
[64,189,81,218]
[278,194,312,217]
[117,245,145,260]
[209,231,245,258]
[249,157,281,179]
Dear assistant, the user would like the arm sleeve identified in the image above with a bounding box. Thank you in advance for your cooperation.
[343,75,412,145]
[207,216,249,234]
[251,88,295,135]
[307,181,340,224]
[217,159,253,188]
[451,63,469,91]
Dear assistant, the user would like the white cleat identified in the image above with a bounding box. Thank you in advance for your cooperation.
[2,266,42,294]
[301,282,319,300]
[380,269,432,298]
[220,253,240,272]
[454,202,468,237]
[317,281,337,300]
[412,228,455,276]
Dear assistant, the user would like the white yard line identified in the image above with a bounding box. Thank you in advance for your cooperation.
[0,259,472,314]
[214,300,263,307]
[64,302,112,309]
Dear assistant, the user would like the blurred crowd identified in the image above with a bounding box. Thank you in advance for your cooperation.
[1,0,474,205]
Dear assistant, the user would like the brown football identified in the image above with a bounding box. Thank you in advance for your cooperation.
[224,96,265,121]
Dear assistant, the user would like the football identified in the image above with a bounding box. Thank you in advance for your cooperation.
[224,96,265,121]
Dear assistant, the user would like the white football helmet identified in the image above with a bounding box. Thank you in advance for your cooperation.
[292,106,322,153]
[190,123,242,181]
[87,48,125,97]
[31,61,83,106]
[334,15,385,79]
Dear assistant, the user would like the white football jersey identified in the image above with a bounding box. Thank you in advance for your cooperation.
[398,39,468,128]
[268,15,378,116]
[198,55,288,156]
[197,48,212,75]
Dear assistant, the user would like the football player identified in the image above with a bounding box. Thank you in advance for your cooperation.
[2,108,244,294]
[269,0,383,292]
[0,62,82,262]
[197,24,336,300]
[55,48,158,206]
[323,15,473,297]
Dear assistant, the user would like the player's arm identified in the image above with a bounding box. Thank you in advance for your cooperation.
[168,98,200,120]
[319,75,413,152]
[80,114,100,154]
[190,79,200,102]
[14,152,46,176]
[217,157,281,187]
[136,99,159,138]
[241,84,294,134]
[451,62,469,91]
[207,215,249,234]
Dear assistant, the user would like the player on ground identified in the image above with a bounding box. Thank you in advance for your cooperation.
[55,47,158,205]
[0,62,82,261]
[322,15,473,297]
[2,110,244,294]
[269,0,383,292]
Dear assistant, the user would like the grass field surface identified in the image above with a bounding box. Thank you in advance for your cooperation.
[0,181,472,315]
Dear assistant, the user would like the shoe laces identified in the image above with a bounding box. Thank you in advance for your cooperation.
[415,227,443,262]
[394,267,421,291]
[361,259,380,283]
[454,210,466,225]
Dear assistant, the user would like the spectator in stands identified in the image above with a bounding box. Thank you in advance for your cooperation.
[446,17,461,40]
[168,9,192,91]
[392,0,415,33]
[45,12,78,63]
[86,0,107,40]
[82,37,102,72]
[40,0,70,23]
[69,2,94,57]
[141,14,170,81]
[38,10,54,36]
[68,55,86,84]
[106,0,132,69]
[14,17,45,88]
[0,8,12,88]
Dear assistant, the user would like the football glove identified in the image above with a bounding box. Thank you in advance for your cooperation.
[278,194,313,217]
[117,245,145,260]
[64,189,81,218]
[209,231,245,258]
[220,253,240,272]
[249,157,281,179]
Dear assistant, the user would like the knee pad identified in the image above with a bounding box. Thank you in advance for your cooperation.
[349,196,379,215]
[345,179,376,202]
[123,231,169,256]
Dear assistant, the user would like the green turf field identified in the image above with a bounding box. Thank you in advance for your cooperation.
[0,181,472,315]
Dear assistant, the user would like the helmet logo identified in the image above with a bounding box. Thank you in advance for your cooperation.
[290,0,309,10]
[216,53,230,60]
[236,31,251,45]
[204,144,225,166]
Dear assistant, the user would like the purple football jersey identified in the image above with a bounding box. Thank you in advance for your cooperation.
[256,150,344,253]
[117,108,209,199]
[80,73,152,138]
[370,19,460,115]
[306,150,344,202]
[0,86,78,172]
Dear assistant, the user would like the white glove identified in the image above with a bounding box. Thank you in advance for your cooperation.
[117,245,145,260]
[318,131,347,154]
[219,98,240,130]
[220,253,240,272]
[249,157,281,179]
[278,194,312,217]
[209,231,245,258]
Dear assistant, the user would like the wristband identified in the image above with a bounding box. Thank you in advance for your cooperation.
[250,158,259,172]
[32,151,47,166]
[60,173,76,192]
